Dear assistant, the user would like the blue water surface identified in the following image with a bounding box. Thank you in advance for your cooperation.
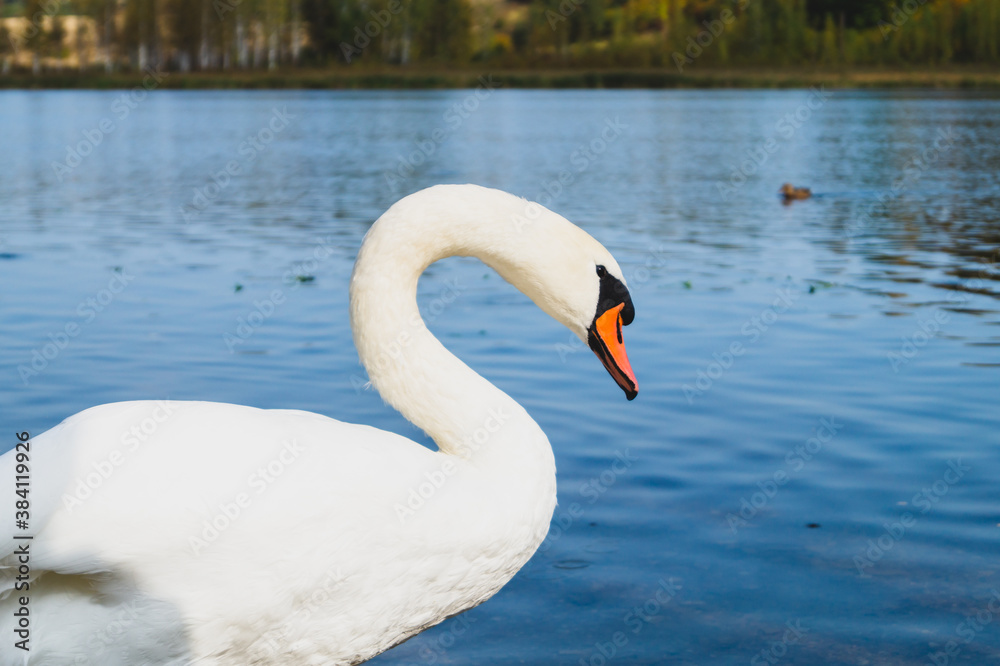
[1,88,999,664]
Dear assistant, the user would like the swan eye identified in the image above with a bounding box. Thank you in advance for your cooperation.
[596,265,607,278]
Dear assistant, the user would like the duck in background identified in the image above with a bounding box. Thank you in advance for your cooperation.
[780,183,812,202]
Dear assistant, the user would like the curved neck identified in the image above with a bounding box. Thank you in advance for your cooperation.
[349,186,550,464]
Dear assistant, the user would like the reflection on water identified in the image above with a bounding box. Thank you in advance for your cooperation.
[1,89,999,664]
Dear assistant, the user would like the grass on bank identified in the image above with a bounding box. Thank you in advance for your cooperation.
[3,66,1000,89]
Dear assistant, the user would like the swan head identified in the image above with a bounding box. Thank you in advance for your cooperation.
[490,194,638,401]
[588,263,637,400]
[357,184,638,401]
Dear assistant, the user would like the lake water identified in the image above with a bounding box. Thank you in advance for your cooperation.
[1,88,999,664]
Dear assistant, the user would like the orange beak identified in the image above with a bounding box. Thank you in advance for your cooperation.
[587,303,638,400]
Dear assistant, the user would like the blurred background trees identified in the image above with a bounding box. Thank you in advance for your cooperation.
[0,0,998,72]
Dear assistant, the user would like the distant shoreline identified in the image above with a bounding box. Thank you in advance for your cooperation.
[3,66,1000,90]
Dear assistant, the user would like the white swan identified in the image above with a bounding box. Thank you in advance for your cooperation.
[0,184,637,665]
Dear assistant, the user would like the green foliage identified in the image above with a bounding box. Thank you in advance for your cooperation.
[21,0,45,51]
[411,0,473,62]
[301,0,366,60]
[806,0,890,29]
[48,13,63,53]
[164,0,202,59]
[4,0,1000,71]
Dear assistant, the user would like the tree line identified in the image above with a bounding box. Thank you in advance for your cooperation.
[0,0,998,72]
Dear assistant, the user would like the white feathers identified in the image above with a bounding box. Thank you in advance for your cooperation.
[0,184,625,665]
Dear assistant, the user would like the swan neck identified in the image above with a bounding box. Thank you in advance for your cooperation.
[349,189,546,459]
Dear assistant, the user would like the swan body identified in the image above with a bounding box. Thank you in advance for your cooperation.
[0,185,637,665]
